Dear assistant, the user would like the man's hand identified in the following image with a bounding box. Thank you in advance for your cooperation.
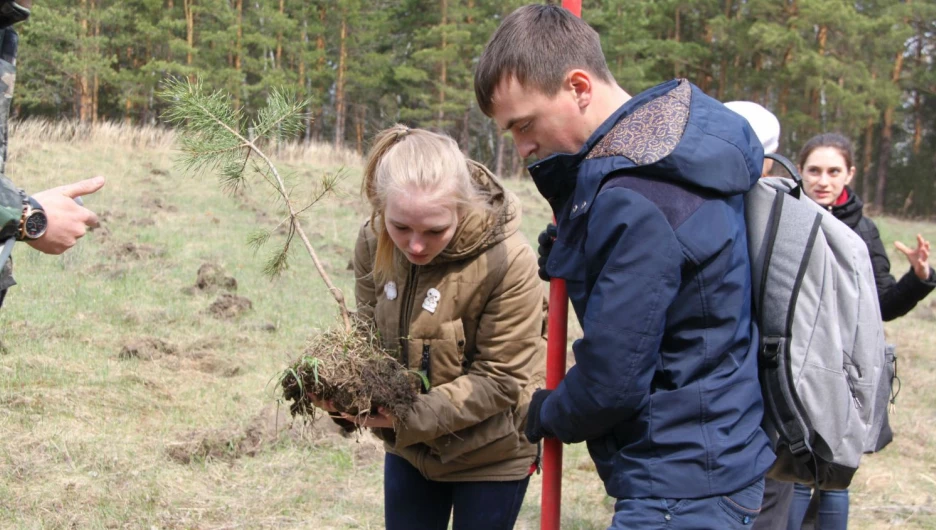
[341,407,395,429]
[27,176,105,255]
[894,233,932,281]
[525,388,553,443]
[537,223,557,281]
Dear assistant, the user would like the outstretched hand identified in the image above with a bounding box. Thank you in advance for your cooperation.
[894,233,931,281]
[27,176,105,255]
[341,407,395,429]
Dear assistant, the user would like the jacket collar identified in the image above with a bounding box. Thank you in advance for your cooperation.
[527,79,681,217]
[830,186,864,229]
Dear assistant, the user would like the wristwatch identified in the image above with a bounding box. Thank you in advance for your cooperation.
[17,195,47,240]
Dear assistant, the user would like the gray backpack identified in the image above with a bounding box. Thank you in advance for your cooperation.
[746,154,890,490]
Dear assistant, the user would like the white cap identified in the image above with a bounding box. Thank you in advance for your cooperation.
[724,101,780,155]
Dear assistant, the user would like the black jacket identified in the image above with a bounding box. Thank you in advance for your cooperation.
[831,187,936,321]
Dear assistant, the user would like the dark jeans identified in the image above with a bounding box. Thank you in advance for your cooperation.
[383,452,530,530]
[609,478,765,529]
[787,484,848,530]
[752,478,794,530]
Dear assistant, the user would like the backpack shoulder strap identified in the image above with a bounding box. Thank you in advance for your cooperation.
[765,153,803,185]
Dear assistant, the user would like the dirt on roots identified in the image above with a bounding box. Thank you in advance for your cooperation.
[281,321,420,426]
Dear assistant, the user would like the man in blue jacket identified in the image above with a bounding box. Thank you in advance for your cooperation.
[475,5,775,528]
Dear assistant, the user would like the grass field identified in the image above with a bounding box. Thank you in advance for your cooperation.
[0,121,934,529]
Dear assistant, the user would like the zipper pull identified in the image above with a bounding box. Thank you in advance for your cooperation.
[844,369,862,409]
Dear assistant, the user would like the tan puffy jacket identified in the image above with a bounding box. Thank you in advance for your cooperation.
[353,164,547,482]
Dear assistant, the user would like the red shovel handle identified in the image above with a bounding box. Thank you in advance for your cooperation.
[541,4,578,529]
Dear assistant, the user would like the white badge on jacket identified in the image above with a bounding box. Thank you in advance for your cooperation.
[422,288,441,314]
[384,281,398,301]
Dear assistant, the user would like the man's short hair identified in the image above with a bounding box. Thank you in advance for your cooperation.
[474,4,614,117]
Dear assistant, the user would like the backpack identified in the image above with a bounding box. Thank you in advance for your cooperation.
[746,153,890,490]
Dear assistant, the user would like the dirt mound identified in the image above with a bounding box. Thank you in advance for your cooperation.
[119,337,177,360]
[141,193,178,212]
[165,404,352,465]
[207,293,253,319]
[106,241,165,261]
[118,337,241,377]
[184,263,237,295]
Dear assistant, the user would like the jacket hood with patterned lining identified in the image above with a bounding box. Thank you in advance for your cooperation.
[529,79,764,217]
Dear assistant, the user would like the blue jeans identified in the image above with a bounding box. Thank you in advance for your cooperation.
[609,478,765,529]
[383,452,530,530]
[787,484,848,530]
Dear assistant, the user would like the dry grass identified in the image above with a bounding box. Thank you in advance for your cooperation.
[0,122,933,529]
[7,117,363,168]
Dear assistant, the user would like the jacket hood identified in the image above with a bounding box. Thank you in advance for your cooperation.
[830,186,864,229]
[432,160,521,264]
[529,80,763,219]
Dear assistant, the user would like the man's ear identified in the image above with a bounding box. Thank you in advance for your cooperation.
[568,70,592,109]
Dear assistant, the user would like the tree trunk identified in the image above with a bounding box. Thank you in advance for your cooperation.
[700,23,713,93]
[312,4,326,141]
[809,25,828,121]
[875,33,908,212]
[461,110,470,156]
[673,6,681,78]
[184,0,195,79]
[437,0,448,128]
[299,16,310,143]
[234,0,243,109]
[77,0,92,123]
[355,105,365,154]
[334,12,347,148]
[777,1,797,117]
[276,0,285,66]
[912,20,923,155]
[91,0,99,125]
[861,117,874,198]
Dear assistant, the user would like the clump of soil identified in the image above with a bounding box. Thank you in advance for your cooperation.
[281,320,420,425]
[141,193,178,212]
[119,337,177,360]
[207,293,253,319]
[184,262,238,295]
[110,241,164,260]
[130,218,156,227]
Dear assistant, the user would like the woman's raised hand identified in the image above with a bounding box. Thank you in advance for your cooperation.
[894,233,932,281]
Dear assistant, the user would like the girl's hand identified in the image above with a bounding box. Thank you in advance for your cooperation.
[894,233,932,281]
[341,407,395,429]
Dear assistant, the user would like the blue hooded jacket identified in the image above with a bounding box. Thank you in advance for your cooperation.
[530,79,775,499]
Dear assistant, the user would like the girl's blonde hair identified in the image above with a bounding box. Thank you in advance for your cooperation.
[362,125,486,282]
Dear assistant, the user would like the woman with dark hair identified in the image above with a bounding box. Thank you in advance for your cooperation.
[787,132,936,529]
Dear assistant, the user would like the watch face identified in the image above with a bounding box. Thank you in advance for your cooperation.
[24,210,47,239]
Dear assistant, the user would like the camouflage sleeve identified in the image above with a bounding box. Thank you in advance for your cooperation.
[0,26,22,235]
[0,25,21,293]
